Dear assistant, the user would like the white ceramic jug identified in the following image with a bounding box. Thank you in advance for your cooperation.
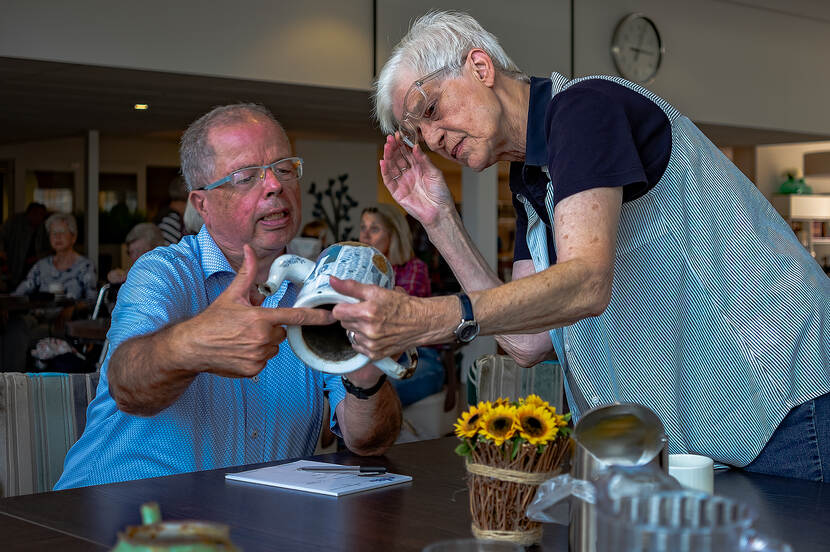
[258,242,416,379]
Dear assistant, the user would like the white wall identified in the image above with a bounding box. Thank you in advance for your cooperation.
[574,0,830,135]
[376,0,571,79]
[0,0,374,90]
[293,139,379,240]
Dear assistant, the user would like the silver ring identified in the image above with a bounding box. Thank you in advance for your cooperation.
[347,329,357,345]
[392,173,401,180]
[400,166,408,173]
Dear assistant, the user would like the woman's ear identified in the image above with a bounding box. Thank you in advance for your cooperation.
[467,48,496,87]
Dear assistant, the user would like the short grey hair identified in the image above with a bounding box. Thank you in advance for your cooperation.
[45,212,77,235]
[125,222,165,248]
[180,103,286,192]
[374,10,528,134]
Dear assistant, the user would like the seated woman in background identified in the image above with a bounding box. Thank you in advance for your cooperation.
[14,212,96,301]
[359,204,443,406]
[107,222,166,285]
[4,213,97,371]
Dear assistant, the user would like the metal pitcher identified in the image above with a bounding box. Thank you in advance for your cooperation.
[569,403,669,552]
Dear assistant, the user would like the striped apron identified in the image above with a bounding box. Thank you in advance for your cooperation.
[517,72,830,466]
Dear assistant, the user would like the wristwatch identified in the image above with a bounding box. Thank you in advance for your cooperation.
[453,292,480,343]
[342,374,387,400]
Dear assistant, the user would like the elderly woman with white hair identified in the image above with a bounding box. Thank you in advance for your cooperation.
[330,11,830,480]
[14,212,96,301]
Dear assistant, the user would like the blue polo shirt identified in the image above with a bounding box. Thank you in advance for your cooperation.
[512,76,672,263]
[55,228,346,489]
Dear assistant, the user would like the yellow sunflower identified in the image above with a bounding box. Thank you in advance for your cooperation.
[516,404,558,445]
[479,405,519,446]
[492,397,512,407]
[454,405,484,439]
[521,394,553,412]
[552,413,569,429]
[476,400,493,412]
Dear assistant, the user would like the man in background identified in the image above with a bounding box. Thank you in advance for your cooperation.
[156,176,188,245]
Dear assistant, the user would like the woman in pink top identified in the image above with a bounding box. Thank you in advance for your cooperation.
[359,204,430,298]
[359,204,442,406]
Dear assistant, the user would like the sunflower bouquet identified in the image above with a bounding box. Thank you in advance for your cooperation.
[454,395,572,546]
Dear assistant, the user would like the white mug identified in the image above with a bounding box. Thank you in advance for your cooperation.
[668,454,714,494]
[258,242,416,379]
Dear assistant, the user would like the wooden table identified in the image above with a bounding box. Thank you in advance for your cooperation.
[0,438,827,551]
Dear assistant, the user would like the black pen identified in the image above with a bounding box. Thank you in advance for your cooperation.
[297,465,387,474]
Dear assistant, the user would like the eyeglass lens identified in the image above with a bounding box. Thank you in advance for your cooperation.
[230,159,301,189]
[399,68,446,146]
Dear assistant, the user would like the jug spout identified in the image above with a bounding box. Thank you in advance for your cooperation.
[258,254,315,296]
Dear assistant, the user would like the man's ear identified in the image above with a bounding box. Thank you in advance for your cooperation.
[467,48,496,87]
[189,192,209,225]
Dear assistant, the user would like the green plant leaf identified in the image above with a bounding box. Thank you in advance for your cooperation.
[511,437,523,460]
[455,442,472,457]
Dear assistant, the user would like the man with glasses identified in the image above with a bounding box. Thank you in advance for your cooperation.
[56,104,402,489]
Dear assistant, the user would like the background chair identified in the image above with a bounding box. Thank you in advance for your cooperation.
[396,344,462,443]
[0,371,99,497]
[468,354,564,413]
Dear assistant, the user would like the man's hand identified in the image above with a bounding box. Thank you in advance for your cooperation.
[108,243,334,416]
[179,244,334,378]
[379,134,455,228]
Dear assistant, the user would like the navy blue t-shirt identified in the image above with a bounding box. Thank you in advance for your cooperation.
[512,77,671,263]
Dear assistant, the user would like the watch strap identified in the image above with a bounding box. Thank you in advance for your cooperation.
[342,374,387,400]
[456,292,474,322]
[453,292,479,343]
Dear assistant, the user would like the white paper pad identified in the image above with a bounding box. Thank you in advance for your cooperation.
[225,460,412,497]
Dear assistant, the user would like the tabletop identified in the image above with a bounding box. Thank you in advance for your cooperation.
[0,437,827,551]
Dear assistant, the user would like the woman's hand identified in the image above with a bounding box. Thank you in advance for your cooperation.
[380,134,455,228]
[329,276,454,360]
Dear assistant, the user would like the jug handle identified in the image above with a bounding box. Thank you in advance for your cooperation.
[373,348,418,380]
[258,254,316,296]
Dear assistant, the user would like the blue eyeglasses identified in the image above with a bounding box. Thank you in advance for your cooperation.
[198,157,303,191]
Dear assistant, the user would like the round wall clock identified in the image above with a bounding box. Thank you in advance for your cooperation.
[610,13,664,83]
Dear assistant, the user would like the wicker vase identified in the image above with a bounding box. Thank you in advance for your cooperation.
[466,437,572,547]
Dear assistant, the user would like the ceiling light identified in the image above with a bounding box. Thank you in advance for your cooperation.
[134,103,149,110]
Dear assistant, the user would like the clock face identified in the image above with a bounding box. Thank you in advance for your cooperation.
[611,14,663,83]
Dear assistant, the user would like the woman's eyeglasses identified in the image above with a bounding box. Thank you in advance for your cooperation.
[397,67,451,147]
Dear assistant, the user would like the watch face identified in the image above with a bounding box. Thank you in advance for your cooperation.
[457,321,480,343]
[611,14,663,83]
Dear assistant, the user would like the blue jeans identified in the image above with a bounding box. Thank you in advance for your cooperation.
[742,392,830,481]
[391,347,445,407]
